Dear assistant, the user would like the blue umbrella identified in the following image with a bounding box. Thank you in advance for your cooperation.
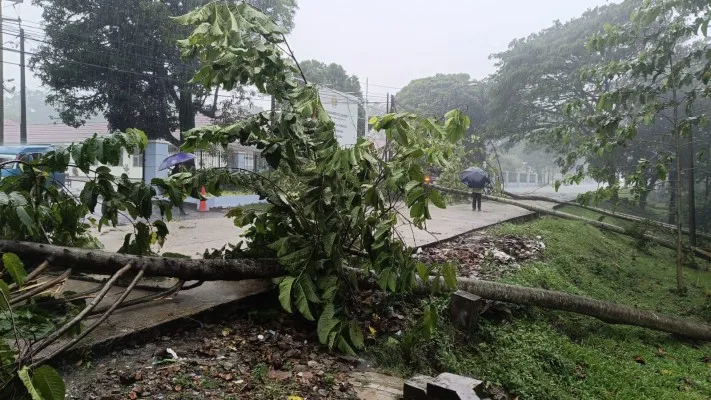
[159,153,196,171]
[460,167,489,189]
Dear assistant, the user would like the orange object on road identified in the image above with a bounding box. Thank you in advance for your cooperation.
[198,186,209,212]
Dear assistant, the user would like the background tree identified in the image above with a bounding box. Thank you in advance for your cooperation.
[300,59,365,137]
[562,0,711,291]
[486,0,642,188]
[31,0,298,144]
[396,73,489,163]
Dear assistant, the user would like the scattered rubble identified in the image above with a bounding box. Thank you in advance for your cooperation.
[62,311,360,399]
[418,234,545,279]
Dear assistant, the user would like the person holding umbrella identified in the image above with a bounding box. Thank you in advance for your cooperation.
[159,153,196,217]
[460,167,492,212]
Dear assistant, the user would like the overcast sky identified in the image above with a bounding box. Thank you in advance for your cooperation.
[2,0,617,102]
[288,0,617,96]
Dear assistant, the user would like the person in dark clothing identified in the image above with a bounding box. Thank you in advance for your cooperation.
[170,160,195,216]
[471,175,491,212]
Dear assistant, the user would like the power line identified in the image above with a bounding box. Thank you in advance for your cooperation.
[364,82,403,91]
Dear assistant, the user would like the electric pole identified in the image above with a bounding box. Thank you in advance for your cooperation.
[0,4,5,145]
[384,92,389,161]
[19,26,26,144]
[0,1,25,145]
[364,77,368,138]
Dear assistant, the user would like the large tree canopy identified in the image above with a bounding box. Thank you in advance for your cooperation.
[486,1,640,146]
[485,0,641,187]
[30,0,298,143]
[300,59,365,136]
[396,73,488,162]
[300,60,362,96]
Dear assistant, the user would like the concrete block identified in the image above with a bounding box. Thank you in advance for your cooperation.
[403,375,433,400]
[426,373,483,400]
[449,290,487,331]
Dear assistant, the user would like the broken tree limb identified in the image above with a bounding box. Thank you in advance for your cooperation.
[456,278,711,341]
[31,265,147,367]
[0,240,284,281]
[503,190,711,241]
[427,184,711,261]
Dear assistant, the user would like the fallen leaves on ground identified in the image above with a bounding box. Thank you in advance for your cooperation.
[62,312,359,400]
[417,234,545,279]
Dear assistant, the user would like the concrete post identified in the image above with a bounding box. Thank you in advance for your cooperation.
[143,140,170,184]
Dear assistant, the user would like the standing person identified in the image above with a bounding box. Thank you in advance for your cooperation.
[170,160,195,217]
[471,174,491,212]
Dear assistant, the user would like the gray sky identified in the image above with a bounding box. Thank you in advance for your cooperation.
[2,0,616,99]
[288,0,617,94]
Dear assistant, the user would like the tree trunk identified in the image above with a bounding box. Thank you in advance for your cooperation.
[503,190,711,241]
[456,278,711,341]
[178,86,196,143]
[5,240,711,342]
[688,130,697,247]
[0,240,284,281]
[430,184,711,260]
[668,169,677,225]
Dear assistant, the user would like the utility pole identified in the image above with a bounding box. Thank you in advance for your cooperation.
[384,92,389,162]
[364,78,368,137]
[0,1,24,145]
[0,4,5,145]
[19,26,26,144]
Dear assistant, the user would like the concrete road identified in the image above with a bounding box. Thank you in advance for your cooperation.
[95,198,553,254]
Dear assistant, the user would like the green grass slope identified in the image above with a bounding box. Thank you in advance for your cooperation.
[370,217,711,399]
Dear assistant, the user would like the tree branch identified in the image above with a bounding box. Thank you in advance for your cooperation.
[0,240,284,281]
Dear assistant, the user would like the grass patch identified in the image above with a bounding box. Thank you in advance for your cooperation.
[235,202,270,213]
[368,217,711,399]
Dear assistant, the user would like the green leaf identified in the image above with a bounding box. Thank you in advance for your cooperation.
[320,275,339,301]
[416,263,430,283]
[349,321,364,349]
[279,246,314,267]
[18,367,43,400]
[317,303,339,346]
[337,336,356,356]
[404,180,421,192]
[441,263,458,291]
[278,276,295,313]
[32,365,66,400]
[294,281,315,321]
[16,206,35,231]
[2,253,26,288]
[422,304,437,340]
[323,232,337,257]
[378,268,393,291]
[0,280,10,311]
[298,276,321,304]
[429,189,446,209]
[406,187,425,206]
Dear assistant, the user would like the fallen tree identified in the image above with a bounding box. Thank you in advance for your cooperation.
[428,184,711,261]
[0,240,284,281]
[456,278,711,341]
[5,238,711,342]
[503,190,711,241]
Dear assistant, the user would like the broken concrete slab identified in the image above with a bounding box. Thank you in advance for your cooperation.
[450,290,487,331]
[426,372,483,400]
[349,371,405,400]
[403,374,433,400]
[37,279,272,362]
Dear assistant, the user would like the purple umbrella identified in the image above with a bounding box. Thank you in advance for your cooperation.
[159,153,196,171]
